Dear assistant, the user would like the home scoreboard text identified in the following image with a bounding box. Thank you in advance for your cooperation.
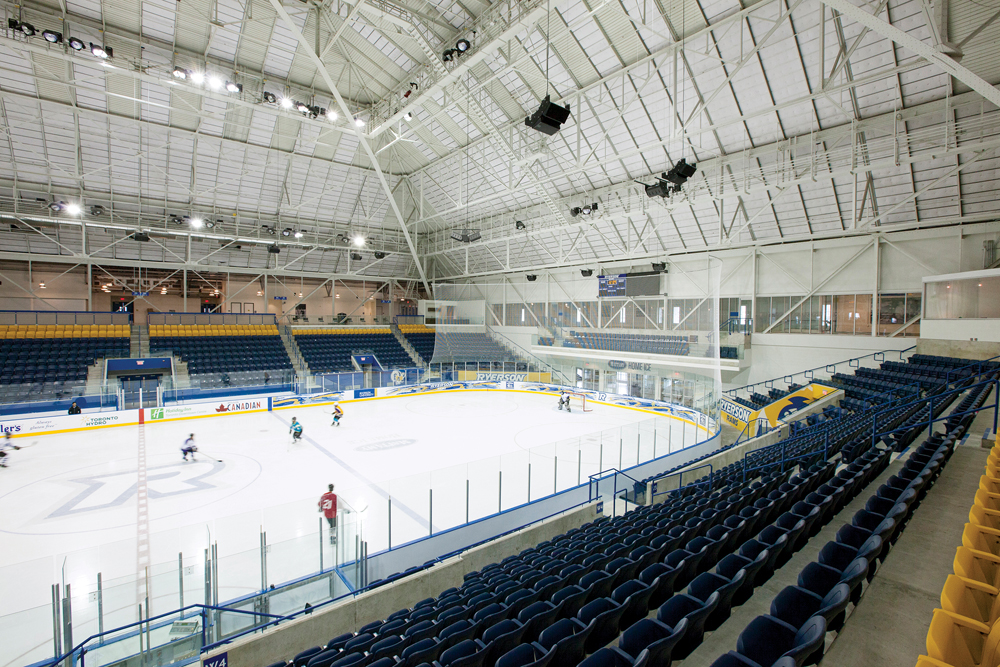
[598,274,627,298]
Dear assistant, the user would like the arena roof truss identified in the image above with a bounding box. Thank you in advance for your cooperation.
[0,0,998,285]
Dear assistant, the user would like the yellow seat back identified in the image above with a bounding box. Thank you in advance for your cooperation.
[941,575,1000,626]
[956,547,1000,589]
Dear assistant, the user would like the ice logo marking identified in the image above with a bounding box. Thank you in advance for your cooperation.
[355,439,416,452]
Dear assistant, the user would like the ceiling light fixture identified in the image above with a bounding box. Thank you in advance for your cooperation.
[515,220,526,230]
[374,251,386,260]
[39,282,46,289]
[350,252,362,261]
[207,76,223,90]
[190,218,204,229]
[205,220,216,229]
[326,109,338,121]
[68,37,85,51]
[442,49,455,62]
[90,43,112,59]
[296,101,310,114]
[262,91,277,104]
[280,97,293,109]
[190,71,205,84]
[42,29,62,43]
[403,112,413,121]
[48,201,64,212]
[456,38,471,52]
[525,95,571,136]
[89,205,105,216]
[257,290,263,296]
[65,203,81,215]
[172,67,190,80]
[293,231,303,239]
[11,20,36,37]
[354,117,365,127]
[352,236,366,247]
[581,269,593,277]
[225,81,242,93]
[281,228,292,237]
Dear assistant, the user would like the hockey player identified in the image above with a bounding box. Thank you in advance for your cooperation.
[290,417,304,441]
[331,403,344,427]
[318,483,338,545]
[0,432,13,467]
[558,391,572,413]
[181,433,198,461]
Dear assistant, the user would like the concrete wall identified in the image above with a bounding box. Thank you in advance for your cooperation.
[201,502,599,667]
[920,320,1000,344]
[916,338,1000,361]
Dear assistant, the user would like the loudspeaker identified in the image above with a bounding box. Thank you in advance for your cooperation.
[268,244,281,254]
[525,95,570,135]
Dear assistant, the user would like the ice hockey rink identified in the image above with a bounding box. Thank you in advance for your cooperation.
[0,388,705,637]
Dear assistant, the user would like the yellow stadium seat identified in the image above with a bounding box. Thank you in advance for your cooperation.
[973,506,1000,532]
[925,608,1000,667]
[978,490,1000,513]
[957,546,1000,592]
[965,524,1000,557]
[941,575,1000,626]
[983,476,1000,496]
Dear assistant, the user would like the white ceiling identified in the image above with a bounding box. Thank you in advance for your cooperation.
[0,0,998,285]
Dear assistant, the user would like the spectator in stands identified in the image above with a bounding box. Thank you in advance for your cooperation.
[221,373,231,387]
[68,402,81,415]
[264,371,270,385]
[318,483,338,545]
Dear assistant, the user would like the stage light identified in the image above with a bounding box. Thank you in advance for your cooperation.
[190,71,205,84]
[525,95,570,136]
[526,275,537,282]
[450,229,481,243]
[265,226,276,235]
[172,67,189,80]
[281,228,292,237]
[13,21,36,37]
[293,231,303,238]
[225,81,242,93]
[352,236,365,247]
[205,220,217,229]
[326,109,338,121]
[207,76,223,90]
[581,269,593,277]
[354,117,365,127]
[582,204,592,215]
[296,101,310,113]
[456,39,471,52]
[190,218,204,229]
[350,252,363,261]
[280,97,293,109]
[132,232,150,242]
[263,91,277,104]
[403,112,413,121]
[90,43,111,59]
[515,220,526,230]
[89,205,105,216]
[65,203,81,215]
[570,207,581,217]
[42,30,62,43]
[652,262,667,272]
[48,201,64,212]
[68,37,85,51]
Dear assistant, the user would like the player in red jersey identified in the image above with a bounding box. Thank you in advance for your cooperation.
[318,483,338,545]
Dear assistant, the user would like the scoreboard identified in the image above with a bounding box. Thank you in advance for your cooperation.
[598,274,627,298]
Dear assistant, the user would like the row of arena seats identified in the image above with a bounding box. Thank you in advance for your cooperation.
[0,334,130,387]
[148,325,280,336]
[399,325,436,364]
[150,335,292,375]
[293,332,414,372]
[295,328,395,335]
[558,331,690,356]
[0,324,129,338]
[917,382,1000,667]
[431,332,516,364]
[260,370,934,667]
[712,425,964,667]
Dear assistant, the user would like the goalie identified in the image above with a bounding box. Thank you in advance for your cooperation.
[557,391,572,413]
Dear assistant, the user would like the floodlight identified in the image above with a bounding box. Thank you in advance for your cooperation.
[526,275,537,282]
[296,101,310,113]
[456,39,471,52]
[403,112,413,121]
[14,21,36,37]
[225,81,242,93]
[89,205,105,216]
[280,97,293,109]
[190,218,204,229]
[172,67,189,80]
[68,37,85,51]
[281,228,292,237]
[190,71,205,84]
[326,109,338,121]
[42,30,62,43]
[48,201,64,212]
[352,236,365,247]
[293,231,303,238]
[350,252,362,260]
[354,117,365,127]
[90,43,111,59]
[515,220,526,230]
[374,251,386,259]
[652,262,667,272]
[65,203,81,215]
[442,49,455,62]
[263,91,277,104]
[207,76,223,90]
[268,244,280,254]
[570,207,581,217]
[525,95,570,136]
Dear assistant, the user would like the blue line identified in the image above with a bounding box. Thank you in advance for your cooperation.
[270,413,428,530]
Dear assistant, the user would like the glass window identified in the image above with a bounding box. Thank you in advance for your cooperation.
[878,294,905,336]
[854,294,872,334]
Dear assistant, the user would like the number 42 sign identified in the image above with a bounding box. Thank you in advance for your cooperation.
[204,652,228,667]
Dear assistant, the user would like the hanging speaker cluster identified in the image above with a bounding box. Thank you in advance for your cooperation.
[525,95,571,136]
[645,159,698,198]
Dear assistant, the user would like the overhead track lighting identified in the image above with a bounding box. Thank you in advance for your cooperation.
[90,43,112,59]
[525,95,570,136]
[42,30,62,43]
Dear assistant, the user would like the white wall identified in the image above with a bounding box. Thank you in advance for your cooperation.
[921,319,1000,343]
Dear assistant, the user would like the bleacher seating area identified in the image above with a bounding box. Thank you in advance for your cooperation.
[0,325,129,401]
[294,328,413,372]
[149,325,292,381]
[399,324,436,364]
[432,332,516,363]
[255,356,993,667]
[551,331,691,356]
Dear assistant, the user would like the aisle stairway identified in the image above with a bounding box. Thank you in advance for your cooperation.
[279,325,311,380]
[391,323,424,367]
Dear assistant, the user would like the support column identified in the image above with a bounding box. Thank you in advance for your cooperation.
[872,236,880,336]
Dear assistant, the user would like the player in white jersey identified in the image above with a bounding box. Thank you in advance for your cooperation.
[181,433,198,461]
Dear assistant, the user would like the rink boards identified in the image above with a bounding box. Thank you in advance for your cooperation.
[0,381,718,439]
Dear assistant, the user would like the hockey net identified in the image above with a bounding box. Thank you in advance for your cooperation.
[566,392,593,412]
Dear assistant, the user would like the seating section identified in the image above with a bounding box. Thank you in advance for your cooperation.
[399,324,436,364]
[545,331,691,356]
[712,380,992,667]
[149,325,292,378]
[0,325,130,401]
[293,328,413,372]
[432,332,516,363]
[916,382,1000,667]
